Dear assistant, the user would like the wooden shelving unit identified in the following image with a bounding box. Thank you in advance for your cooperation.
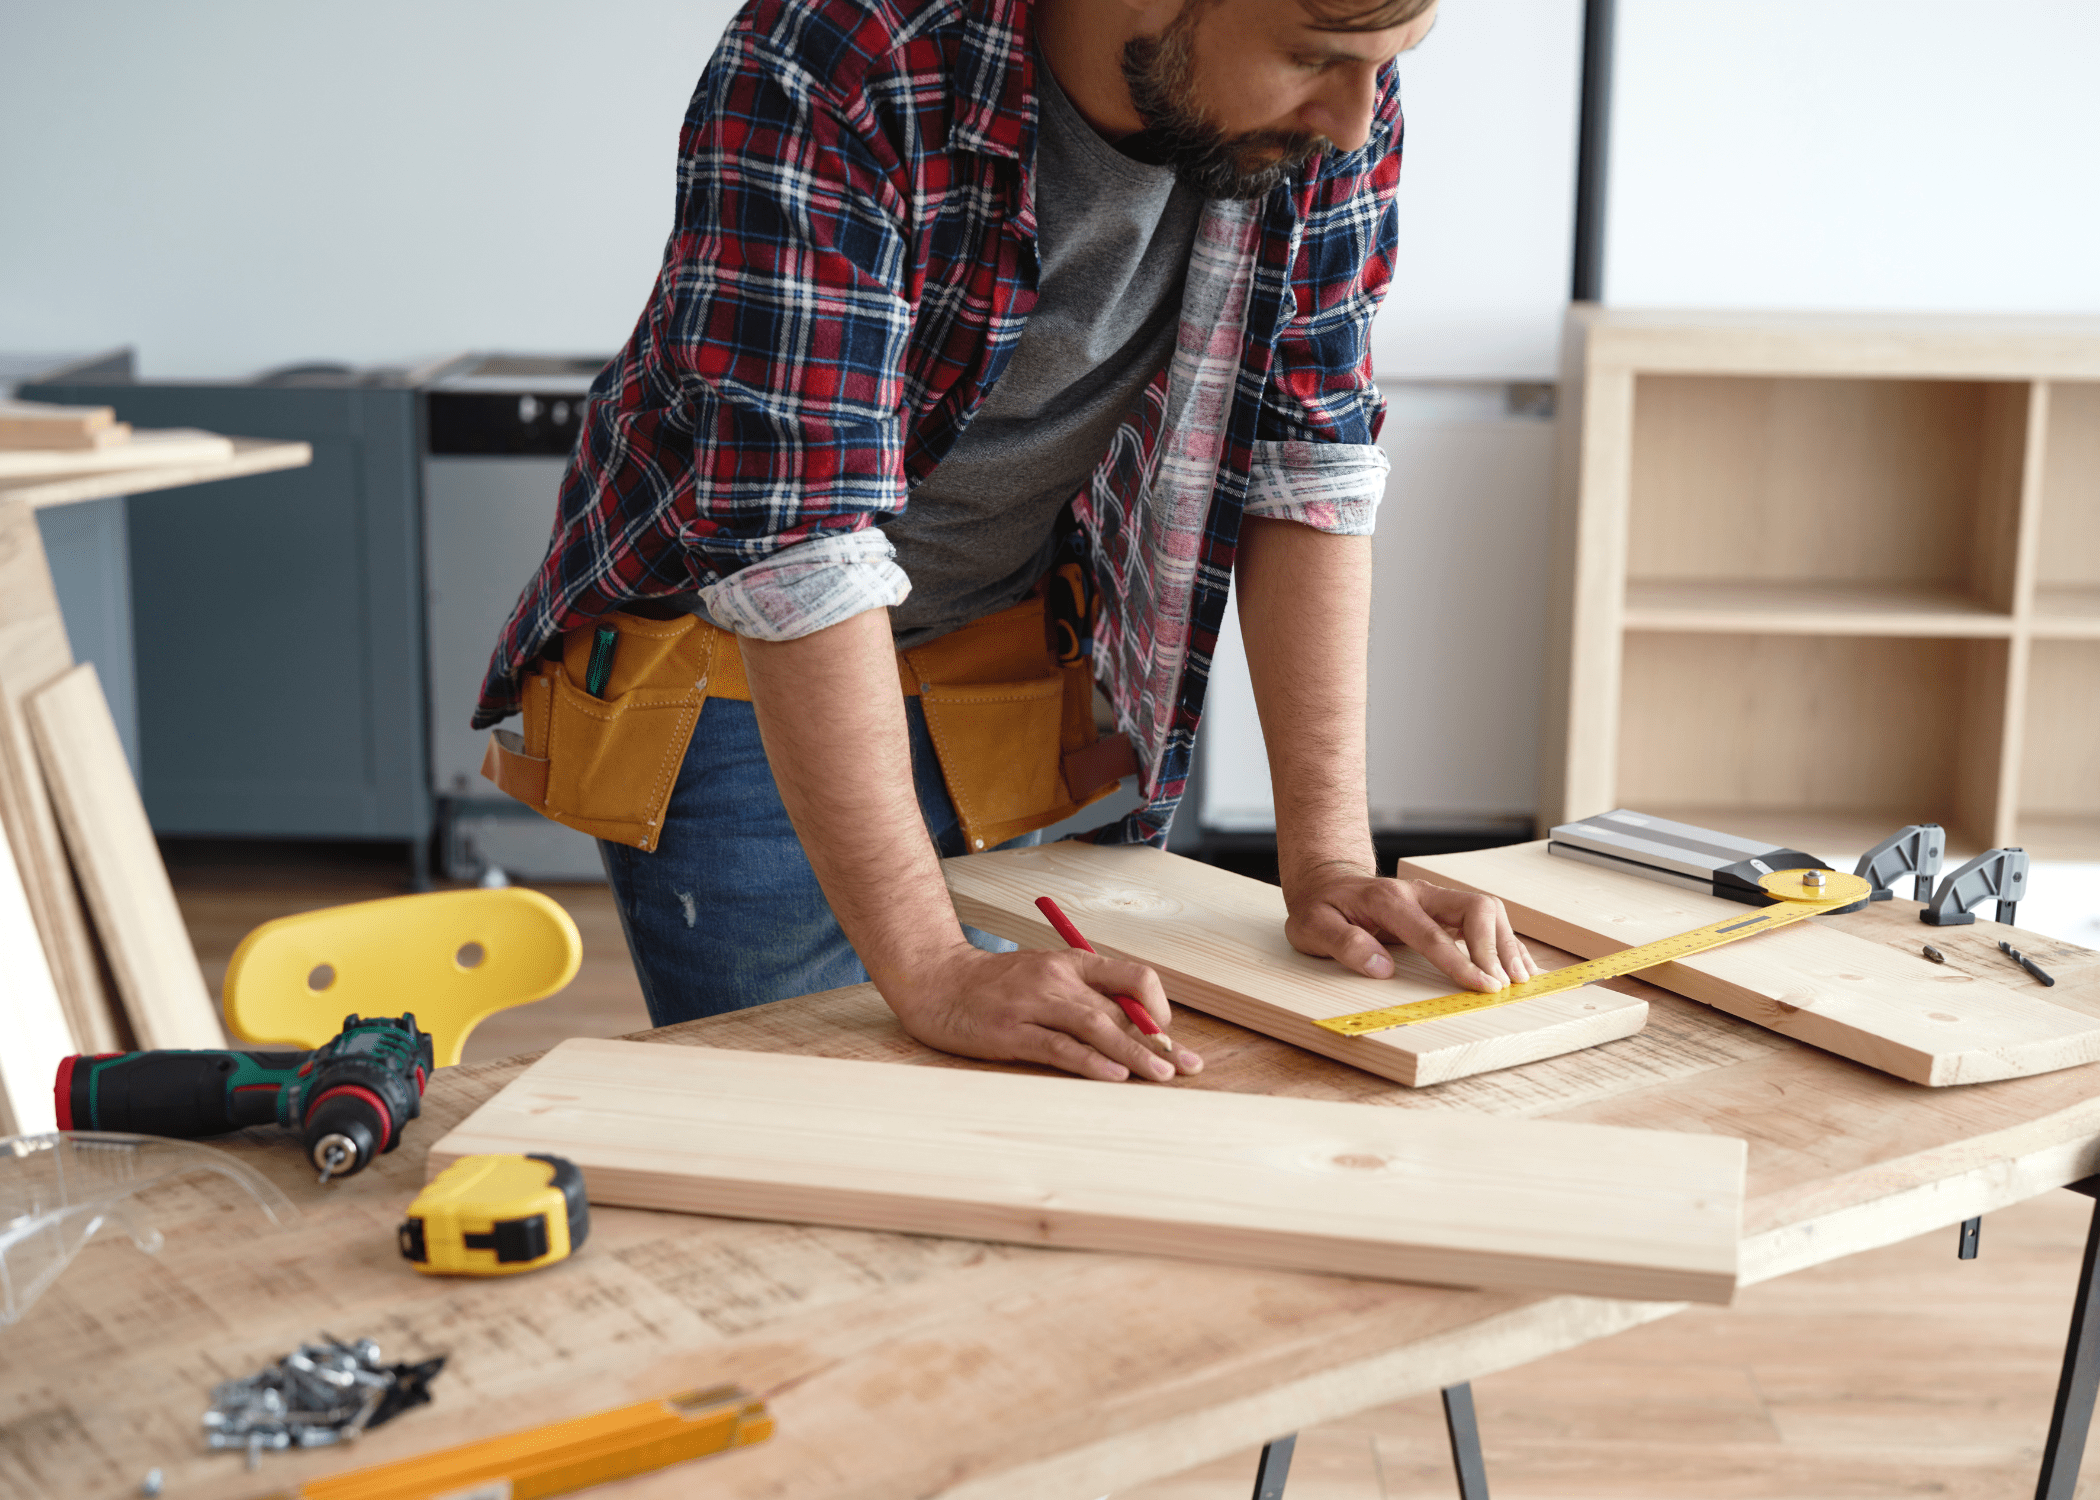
[1541,309,2100,862]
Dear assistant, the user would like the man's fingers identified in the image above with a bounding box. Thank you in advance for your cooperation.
[1458,895,1510,987]
[1495,904,1540,981]
[1069,952,1201,1073]
[1056,999,1177,1081]
[1289,903,1399,979]
[1017,1026,1131,1083]
[1077,952,1172,1027]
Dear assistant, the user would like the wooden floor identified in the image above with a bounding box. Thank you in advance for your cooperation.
[168,845,2100,1500]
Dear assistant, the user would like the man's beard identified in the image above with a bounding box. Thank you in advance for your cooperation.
[1120,16,1328,200]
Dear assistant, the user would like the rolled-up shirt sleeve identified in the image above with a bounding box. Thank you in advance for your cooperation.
[695,526,913,639]
[1243,439,1389,535]
[1242,65,1402,540]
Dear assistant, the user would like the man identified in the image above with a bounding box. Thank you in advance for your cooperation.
[476,0,1539,1084]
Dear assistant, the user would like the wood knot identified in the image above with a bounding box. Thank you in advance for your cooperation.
[1332,1153,1387,1171]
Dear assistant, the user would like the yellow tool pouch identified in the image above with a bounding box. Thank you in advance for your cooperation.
[482,595,1136,854]
[481,612,712,852]
[902,594,1130,851]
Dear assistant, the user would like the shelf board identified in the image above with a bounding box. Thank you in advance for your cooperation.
[1621,580,2015,637]
[2034,585,2100,639]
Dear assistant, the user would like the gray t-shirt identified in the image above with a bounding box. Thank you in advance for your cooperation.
[882,60,1203,648]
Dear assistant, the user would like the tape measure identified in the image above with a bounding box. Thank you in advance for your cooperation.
[1316,867,1874,1038]
[398,1153,589,1276]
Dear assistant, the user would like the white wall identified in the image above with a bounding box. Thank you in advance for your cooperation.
[1204,384,1555,832]
[2,0,1578,841]
[1605,0,2100,311]
[0,0,1580,382]
[0,0,744,377]
[1375,0,1584,381]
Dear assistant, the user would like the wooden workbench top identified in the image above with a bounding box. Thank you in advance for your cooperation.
[3,899,2096,1500]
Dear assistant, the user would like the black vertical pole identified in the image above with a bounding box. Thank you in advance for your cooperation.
[1442,1383,1491,1499]
[1250,1434,1297,1500]
[1570,0,1616,302]
[2037,1182,2100,1499]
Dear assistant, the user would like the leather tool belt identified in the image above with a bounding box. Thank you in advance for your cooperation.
[481,594,1137,853]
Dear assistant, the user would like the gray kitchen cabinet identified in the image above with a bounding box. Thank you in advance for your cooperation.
[20,377,430,857]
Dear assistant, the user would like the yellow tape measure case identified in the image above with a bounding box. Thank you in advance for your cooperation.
[399,1153,589,1276]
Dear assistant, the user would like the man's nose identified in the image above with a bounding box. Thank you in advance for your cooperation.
[1302,66,1379,153]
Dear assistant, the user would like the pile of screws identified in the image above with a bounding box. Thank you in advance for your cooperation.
[204,1337,444,1468]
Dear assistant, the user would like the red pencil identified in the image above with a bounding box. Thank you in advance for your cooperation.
[1034,896,1178,1061]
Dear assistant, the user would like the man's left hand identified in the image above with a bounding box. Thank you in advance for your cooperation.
[1282,862,1542,993]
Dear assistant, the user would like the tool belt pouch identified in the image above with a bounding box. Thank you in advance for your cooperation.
[480,611,710,852]
[905,596,1132,852]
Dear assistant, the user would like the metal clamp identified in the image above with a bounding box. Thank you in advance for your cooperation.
[1855,823,1945,903]
[1920,847,2029,928]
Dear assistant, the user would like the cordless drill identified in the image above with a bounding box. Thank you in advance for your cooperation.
[55,1014,434,1183]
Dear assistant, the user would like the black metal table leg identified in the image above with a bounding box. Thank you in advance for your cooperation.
[1959,1216,1981,1259]
[1442,1383,1490,1498]
[2036,1178,2100,1500]
[1250,1434,1296,1499]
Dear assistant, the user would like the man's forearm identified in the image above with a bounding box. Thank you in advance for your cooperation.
[737,606,1194,1080]
[740,608,968,991]
[1234,515,1376,884]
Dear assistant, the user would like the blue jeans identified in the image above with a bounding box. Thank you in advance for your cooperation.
[598,697,1032,1027]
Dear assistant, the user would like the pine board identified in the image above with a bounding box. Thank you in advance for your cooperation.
[0,399,123,450]
[0,498,119,1053]
[1399,841,2100,1086]
[0,437,313,512]
[0,427,233,478]
[942,843,1646,1086]
[0,805,70,1136]
[431,1037,1746,1303]
[28,663,223,1049]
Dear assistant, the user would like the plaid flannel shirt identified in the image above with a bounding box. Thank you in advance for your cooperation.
[475,0,1401,845]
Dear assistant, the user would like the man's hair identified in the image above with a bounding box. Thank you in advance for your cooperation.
[1301,0,1437,32]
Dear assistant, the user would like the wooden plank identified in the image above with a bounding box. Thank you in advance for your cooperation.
[1399,840,2100,1087]
[11,932,2100,1500]
[432,1037,1746,1303]
[0,427,233,478]
[943,843,1647,1087]
[0,399,125,450]
[28,663,223,1049]
[0,498,119,1053]
[0,437,313,512]
[0,803,71,1136]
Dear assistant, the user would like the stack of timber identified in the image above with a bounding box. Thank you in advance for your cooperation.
[943,843,1647,1086]
[1401,840,2100,1086]
[431,1037,1749,1303]
[0,493,226,1135]
[29,664,223,1050]
[0,400,233,478]
[0,399,131,450]
[0,501,119,1073]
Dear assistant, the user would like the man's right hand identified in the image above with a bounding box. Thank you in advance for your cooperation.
[880,942,1203,1083]
[741,607,1204,1086]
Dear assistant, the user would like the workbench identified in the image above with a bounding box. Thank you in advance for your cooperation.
[4,897,2099,1500]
